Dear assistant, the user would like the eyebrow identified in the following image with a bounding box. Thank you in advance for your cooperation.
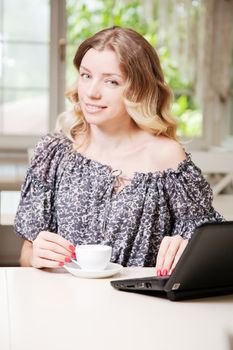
[80,65,123,79]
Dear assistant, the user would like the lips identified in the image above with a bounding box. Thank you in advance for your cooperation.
[84,103,106,113]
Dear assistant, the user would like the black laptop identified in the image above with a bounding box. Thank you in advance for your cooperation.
[111,221,233,301]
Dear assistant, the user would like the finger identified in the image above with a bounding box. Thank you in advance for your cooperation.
[36,240,73,258]
[39,231,75,253]
[162,235,183,274]
[36,248,71,264]
[32,257,65,269]
[170,239,188,273]
[155,236,171,275]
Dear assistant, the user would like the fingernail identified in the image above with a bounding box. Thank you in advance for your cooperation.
[69,245,75,252]
[162,269,168,276]
[59,262,64,266]
[65,257,71,263]
[156,269,161,277]
[71,252,76,259]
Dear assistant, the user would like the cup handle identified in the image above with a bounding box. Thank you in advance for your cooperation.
[71,259,81,268]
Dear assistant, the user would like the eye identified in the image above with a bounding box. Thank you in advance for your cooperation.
[80,73,91,80]
[106,80,119,86]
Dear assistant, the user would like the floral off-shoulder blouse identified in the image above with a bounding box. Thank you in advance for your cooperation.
[14,133,223,267]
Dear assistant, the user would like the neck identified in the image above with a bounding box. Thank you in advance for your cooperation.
[87,119,140,154]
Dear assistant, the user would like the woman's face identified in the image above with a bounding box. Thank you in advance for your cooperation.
[77,48,130,128]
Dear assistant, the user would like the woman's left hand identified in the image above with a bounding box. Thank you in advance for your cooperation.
[155,235,188,277]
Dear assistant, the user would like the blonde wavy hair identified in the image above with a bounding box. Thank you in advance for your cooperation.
[55,26,178,142]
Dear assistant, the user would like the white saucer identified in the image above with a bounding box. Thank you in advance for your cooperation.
[63,261,123,279]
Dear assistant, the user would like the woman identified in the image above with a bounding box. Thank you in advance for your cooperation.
[15,26,222,275]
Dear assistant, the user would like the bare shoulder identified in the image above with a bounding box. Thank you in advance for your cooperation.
[147,135,186,171]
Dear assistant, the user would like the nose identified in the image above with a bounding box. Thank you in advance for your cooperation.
[87,80,101,99]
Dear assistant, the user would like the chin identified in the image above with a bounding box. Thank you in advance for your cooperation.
[84,115,110,126]
[86,119,107,127]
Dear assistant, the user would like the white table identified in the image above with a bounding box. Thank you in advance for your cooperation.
[1,267,233,350]
[0,269,10,350]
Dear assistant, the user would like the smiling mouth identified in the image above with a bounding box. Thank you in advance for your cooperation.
[85,103,106,113]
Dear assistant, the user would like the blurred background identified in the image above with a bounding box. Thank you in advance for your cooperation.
[0,0,233,265]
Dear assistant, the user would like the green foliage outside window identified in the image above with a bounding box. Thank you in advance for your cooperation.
[66,0,202,138]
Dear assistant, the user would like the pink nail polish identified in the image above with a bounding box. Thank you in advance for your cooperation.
[71,252,76,259]
[162,269,168,276]
[65,257,71,263]
[59,262,64,267]
[69,245,75,252]
[156,269,161,277]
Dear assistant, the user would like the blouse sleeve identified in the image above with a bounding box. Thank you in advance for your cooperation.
[14,133,70,241]
[164,154,224,240]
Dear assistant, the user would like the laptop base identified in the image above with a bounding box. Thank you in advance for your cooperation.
[111,279,233,301]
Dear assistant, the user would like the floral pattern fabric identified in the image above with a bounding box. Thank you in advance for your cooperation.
[14,133,223,267]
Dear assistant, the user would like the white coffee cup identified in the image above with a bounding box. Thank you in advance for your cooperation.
[75,244,112,271]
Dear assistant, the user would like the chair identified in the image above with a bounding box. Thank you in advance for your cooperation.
[191,151,233,220]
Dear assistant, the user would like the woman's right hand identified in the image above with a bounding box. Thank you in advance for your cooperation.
[28,231,76,269]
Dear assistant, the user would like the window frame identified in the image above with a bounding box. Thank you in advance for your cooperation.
[0,0,66,152]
